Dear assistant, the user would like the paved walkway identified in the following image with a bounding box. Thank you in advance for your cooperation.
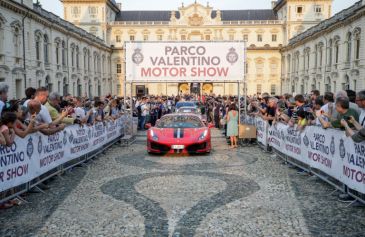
[1,129,365,237]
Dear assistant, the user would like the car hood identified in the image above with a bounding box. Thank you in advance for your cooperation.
[153,127,206,139]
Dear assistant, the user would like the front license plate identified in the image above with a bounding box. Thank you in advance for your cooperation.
[172,145,184,149]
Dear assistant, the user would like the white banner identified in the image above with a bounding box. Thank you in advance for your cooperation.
[125,42,245,82]
[0,117,127,192]
[255,117,268,147]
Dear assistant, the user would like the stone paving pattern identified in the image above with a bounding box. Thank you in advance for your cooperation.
[1,129,365,237]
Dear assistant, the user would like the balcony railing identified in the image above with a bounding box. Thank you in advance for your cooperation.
[110,20,283,26]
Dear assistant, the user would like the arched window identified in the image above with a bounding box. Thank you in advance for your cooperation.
[35,31,42,61]
[11,21,22,58]
[77,78,82,96]
[55,38,60,65]
[83,48,87,70]
[44,34,49,64]
[0,15,6,54]
[318,43,324,67]
[327,39,333,66]
[76,46,80,69]
[334,37,340,64]
[354,28,361,61]
[343,75,350,90]
[62,40,66,66]
[71,44,75,67]
[287,54,291,73]
[325,77,331,92]
[346,32,352,62]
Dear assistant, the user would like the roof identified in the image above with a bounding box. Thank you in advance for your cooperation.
[115,9,277,21]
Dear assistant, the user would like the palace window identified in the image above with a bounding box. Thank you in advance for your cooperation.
[43,35,49,64]
[257,34,263,42]
[55,41,60,65]
[71,6,81,17]
[143,35,149,41]
[71,45,75,67]
[314,5,322,13]
[88,7,98,17]
[12,23,21,58]
[334,38,340,64]
[116,35,121,43]
[229,34,234,41]
[205,35,211,41]
[35,33,41,61]
[297,6,303,14]
[157,35,163,41]
[256,84,262,95]
[243,34,248,41]
[354,29,361,60]
[117,63,121,74]
[129,35,135,41]
[272,34,277,42]
[270,85,276,95]
[346,33,352,62]
[61,40,66,66]
[76,46,80,69]
[181,35,186,41]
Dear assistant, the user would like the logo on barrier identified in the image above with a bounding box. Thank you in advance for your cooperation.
[38,136,43,154]
[330,136,336,155]
[339,139,346,159]
[69,131,74,144]
[27,137,34,159]
[303,134,309,147]
[132,48,144,65]
[226,47,239,65]
[63,131,67,145]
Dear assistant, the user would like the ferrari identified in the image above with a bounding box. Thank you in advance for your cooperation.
[146,113,212,154]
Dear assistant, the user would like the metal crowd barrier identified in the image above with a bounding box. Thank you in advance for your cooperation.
[249,116,365,205]
[0,116,136,204]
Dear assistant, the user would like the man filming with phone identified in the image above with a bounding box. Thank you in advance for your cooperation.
[316,97,359,129]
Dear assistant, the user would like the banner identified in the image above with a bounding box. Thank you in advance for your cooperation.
[125,42,245,82]
[0,117,127,192]
[255,117,268,147]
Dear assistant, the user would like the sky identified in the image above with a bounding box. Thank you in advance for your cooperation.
[37,0,359,18]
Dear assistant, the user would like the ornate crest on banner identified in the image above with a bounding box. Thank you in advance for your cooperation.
[303,134,309,147]
[26,138,34,159]
[132,48,144,65]
[188,14,203,26]
[330,136,335,155]
[69,131,74,144]
[226,47,239,65]
[63,131,68,145]
[37,136,43,154]
[339,139,346,159]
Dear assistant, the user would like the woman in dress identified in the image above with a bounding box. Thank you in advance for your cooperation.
[226,104,239,148]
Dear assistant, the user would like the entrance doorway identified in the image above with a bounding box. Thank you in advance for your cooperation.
[178,83,190,95]
[202,83,213,95]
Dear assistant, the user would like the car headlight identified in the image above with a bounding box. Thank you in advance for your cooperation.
[198,129,208,141]
[150,130,159,141]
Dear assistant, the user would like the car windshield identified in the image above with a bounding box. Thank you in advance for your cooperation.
[176,102,197,109]
[156,115,203,128]
[177,107,198,114]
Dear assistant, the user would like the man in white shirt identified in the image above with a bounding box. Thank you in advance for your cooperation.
[315,92,334,126]
[0,83,9,117]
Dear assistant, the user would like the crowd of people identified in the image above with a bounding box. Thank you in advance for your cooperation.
[3,80,365,207]
[247,89,365,143]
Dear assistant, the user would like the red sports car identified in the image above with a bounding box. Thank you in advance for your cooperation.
[147,114,212,154]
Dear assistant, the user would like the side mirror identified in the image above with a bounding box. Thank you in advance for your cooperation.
[145,123,152,129]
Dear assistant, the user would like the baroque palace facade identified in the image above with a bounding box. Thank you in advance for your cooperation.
[1,0,351,98]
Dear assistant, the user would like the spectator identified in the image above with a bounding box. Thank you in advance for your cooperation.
[45,92,74,125]
[262,97,277,125]
[0,112,17,146]
[332,90,361,118]
[0,83,9,116]
[22,87,36,105]
[317,97,359,129]
[8,101,37,138]
[227,104,239,148]
[354,90,365,128]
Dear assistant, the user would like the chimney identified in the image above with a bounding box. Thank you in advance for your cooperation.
[271,1,277,9]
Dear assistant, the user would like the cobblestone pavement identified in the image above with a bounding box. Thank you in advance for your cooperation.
[1,129,365,237]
